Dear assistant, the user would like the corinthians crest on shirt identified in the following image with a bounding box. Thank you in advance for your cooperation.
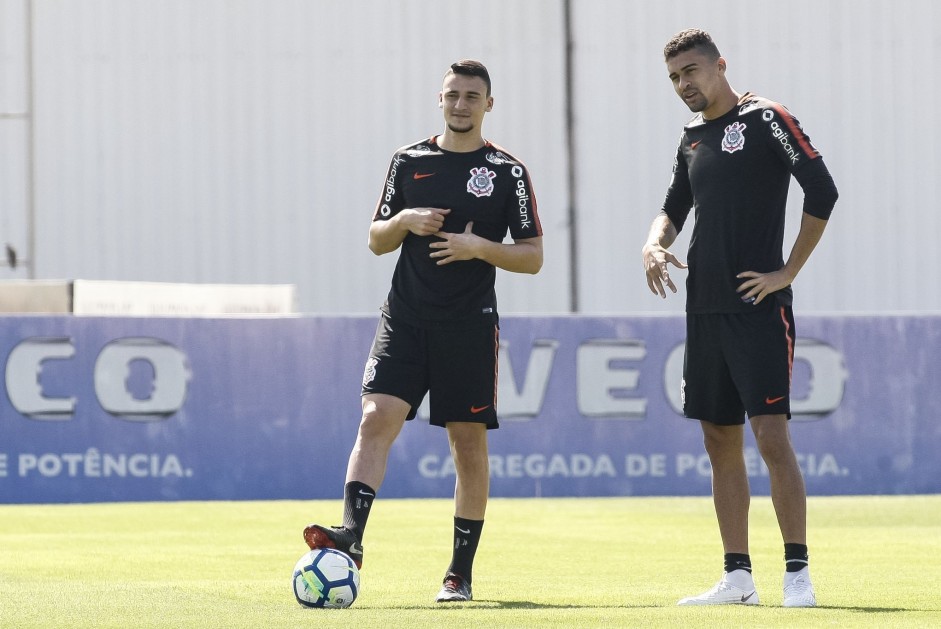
[467,166,497,197]
[721,121,747,154]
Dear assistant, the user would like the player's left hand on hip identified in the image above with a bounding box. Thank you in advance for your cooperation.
[736,269,791,305]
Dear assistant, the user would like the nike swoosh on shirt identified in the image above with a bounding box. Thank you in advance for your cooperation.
[765,396,786,405]
[413,172,435,179]
[470,405,491,414]
[690,140,702,149]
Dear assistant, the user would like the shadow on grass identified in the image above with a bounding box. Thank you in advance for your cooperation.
[409,600,657,610]
[823,606,941,613]
[377,602,941,613]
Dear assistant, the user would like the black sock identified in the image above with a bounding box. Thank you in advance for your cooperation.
[724,553,752,574]
[784,543,809,573]
[342,481,376,542]
[448,517,484,584]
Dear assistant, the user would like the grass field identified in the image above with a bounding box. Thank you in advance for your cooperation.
[2,495,940,628]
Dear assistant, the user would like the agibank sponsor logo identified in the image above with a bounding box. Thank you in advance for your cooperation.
[511,165,533,229]
[770,121,802,164]
[385,156,404,203]
[380,156,406,216]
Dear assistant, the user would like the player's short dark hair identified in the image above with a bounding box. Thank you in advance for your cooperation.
[663,28,721,62]
[446,59,491,95]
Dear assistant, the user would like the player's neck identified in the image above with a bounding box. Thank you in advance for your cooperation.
[437,130,486,153]
[702,87,741,121]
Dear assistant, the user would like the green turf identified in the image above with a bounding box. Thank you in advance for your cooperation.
[2,496,940,628]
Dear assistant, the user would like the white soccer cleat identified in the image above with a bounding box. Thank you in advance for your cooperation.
[435,573,472,603]
[782,567,816,607]
[677,570,759,606]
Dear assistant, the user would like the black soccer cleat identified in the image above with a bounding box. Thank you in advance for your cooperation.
[435,572,473,603]
[302,524,363,569]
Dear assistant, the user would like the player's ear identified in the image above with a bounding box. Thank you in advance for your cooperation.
[438,92,443,108]
[717,57,727,75]
[486,96,493,112]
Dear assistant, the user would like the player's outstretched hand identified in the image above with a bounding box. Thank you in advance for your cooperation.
[643,243,687,298]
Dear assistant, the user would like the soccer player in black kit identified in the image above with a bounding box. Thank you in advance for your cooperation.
[304,60,543,603]
[642,29,837,607]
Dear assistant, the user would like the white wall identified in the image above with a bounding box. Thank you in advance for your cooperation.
[1,0,936,314]
[571,0,939,315]
[0,0,31,272]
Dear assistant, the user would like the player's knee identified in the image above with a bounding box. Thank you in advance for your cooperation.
[754,437,795,468]
[358,401,407,444]
[701,425,742,456]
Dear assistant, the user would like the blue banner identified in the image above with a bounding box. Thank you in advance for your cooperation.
[1,314,939,503]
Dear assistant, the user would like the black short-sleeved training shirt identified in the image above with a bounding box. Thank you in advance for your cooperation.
[373,136,542,328]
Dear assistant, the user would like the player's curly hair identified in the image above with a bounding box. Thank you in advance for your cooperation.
[663,29,721,61]
[446,59,491,96]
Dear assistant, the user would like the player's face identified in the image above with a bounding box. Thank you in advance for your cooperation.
[439,74,492,134]
[667,49,725,115]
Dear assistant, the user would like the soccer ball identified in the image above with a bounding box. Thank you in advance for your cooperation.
[292,548,360,608]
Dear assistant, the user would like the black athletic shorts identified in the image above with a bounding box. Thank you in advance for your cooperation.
[682,296,795,425]
[361,313,500,429]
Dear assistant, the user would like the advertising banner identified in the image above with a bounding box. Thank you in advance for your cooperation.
[1,314,938,503]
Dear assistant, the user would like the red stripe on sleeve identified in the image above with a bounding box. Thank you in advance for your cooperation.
[771,103,818,159]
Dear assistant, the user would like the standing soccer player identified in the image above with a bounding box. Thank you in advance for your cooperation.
[303,59,543,603]
[642,29,838,607]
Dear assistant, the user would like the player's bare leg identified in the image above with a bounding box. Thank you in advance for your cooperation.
[346,394,410,490]
[678,422,758,605]
[750,414,806,543]
[448,422,489,520]
[436,422,489,602]
[303,394,408,568]
[702,422,750,554]
[751,414,816,607]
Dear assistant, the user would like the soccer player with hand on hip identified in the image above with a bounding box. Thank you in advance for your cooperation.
[304,59,543,603]
[642,29,838,608]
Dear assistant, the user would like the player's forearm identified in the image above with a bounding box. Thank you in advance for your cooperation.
[368,217,408,255]
[783,212,828,282]
[477,237,543,274]
[644,212,678,250]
